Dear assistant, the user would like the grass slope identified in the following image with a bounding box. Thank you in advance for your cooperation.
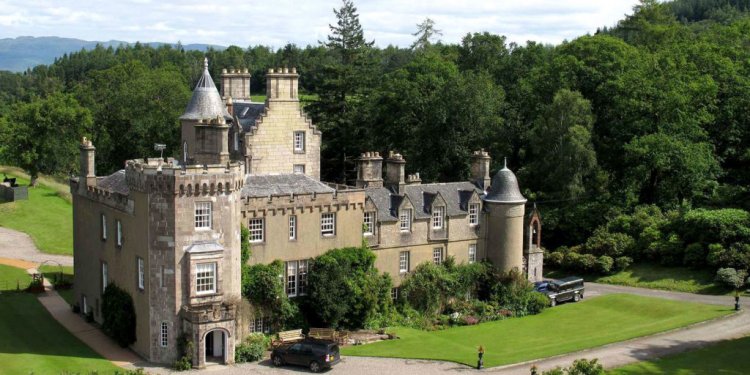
[0,293,119,373]
[611,336,750,375]
[342,294,731,368]
[0,169,73,255]
[0,264,31,291]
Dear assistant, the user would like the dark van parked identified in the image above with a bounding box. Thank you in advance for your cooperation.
[537,276,584,306]
[271,338,341,372]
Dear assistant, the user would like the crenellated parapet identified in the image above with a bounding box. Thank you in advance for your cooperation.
[241,189,365,218]
[125,158,244,196]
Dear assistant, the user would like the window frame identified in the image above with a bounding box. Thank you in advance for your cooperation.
[321,212,336,236]
[469,203,480,226]
[297,259,308,296]
[194,202,212,230]
[293,131,305,152]
[363,211,375,235]
[116,220,123,247]
[101,214,107,241]
[248,218,264,243]
[160,322,168,347]
[286,261,298,297]
[399,251,410,273]
[433,247,443,264]
[468,244,477,264]
[101,261,108,293]
[390,287,399,301]
[195,262,217,295]
[137,256,145,290]
[293,164,305,174]
[399,209,412,232]
[288,215,297,240]
[432,206,445,230]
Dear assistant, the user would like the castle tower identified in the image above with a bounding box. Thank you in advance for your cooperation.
[220,68,251,100]
[180,58,233,166]
[483,159,527,273]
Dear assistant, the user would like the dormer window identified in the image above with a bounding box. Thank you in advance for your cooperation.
[469,203,479,226]
[432,206,445,230]
[399,209,412,232]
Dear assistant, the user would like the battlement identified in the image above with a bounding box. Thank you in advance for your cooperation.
[124,158,244,195]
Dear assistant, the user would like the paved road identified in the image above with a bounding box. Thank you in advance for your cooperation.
[0,227,73,266]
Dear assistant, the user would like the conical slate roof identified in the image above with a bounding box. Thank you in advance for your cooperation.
[483,160,527,204]
[179,58,233,121]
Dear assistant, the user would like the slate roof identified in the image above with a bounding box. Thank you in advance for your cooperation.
[241,174,335,198]
[232,101,266,132]
[366,182,482,222]
[484,166,526,203]
[180,58,233,121]
[97,170,129,195]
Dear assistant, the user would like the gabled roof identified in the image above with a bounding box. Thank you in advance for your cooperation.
[97,170,129,195]
[365,181,483,222]
[241,174,334,198]
[180,58,233,121]
[232,101,266,132]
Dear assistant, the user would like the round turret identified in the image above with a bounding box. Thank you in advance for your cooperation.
[483,159,526,274]
[180,58,233,121]
[484,161,526,204]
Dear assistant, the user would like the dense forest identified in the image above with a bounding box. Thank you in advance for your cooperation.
[2,0,750,273]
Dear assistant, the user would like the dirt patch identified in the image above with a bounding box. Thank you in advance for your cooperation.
[0,257,37,270]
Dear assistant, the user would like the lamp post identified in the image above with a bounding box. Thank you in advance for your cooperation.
[735,290,741,311]
[477,345,484,370]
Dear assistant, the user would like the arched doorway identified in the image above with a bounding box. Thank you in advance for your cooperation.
[204,329,227,365]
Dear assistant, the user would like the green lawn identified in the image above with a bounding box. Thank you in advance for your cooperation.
[547,263,731,295]
[342,294,731,368]
[0,293,119,373]
[0,170,73,255]
[40,264,75,305]
[0,264,31,291]
[611,335,750,374]
[250,94,318,103]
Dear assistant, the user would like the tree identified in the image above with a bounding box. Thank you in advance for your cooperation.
[2,92,92,185]
[715,268,748,290]
[101,284,137,347]
[411,18,442,50]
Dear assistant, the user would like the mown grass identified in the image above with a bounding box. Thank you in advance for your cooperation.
[342,294,731,368]
[611,335,750,375]
[0,169,73,255]
[0,264,31,292]
[0,293,119,373]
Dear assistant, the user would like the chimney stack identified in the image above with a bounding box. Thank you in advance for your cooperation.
[385,151,406,194]
[266,67,299,104]
[221,67,251,101]
[471,149,491,189]
[355,152,383,188]
[79,137,96,193]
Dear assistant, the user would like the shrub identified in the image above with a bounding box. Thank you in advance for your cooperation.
[654,234,684,266]
[614,256,633,271]
[585,228,634,258]
[707,243,750,269]
[101,284,136,347]
[172,334,194,371]
[462,315,478,325]
[595,255,614,274]
[683,243,706,266]
[235,333,270,363]
[715,268,748,290]
[563,252,582,270]
[578,254,597,272]
[678,208,750,247]
[546,251,564,267]
[243,260,296,331]
[400,262,456,315]
[541,358,604,375]
[527,291,550,314]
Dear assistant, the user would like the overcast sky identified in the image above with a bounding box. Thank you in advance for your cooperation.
[0,0,639,47]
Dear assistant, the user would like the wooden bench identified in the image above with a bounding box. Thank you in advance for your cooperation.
[308,327,336,341]
[273,329,305,346]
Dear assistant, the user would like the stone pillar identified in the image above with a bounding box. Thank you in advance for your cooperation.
[471,149,491,189]
[355,152,383,188]
[384,151,406,194]
[79,137,96,193]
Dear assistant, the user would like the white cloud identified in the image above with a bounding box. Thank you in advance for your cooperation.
[0,0,638,47]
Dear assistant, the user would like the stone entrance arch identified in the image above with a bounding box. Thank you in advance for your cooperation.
[203,328,229,365]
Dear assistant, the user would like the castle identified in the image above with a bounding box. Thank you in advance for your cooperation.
[71,59,543,368]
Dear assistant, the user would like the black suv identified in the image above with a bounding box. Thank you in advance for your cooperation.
[537,276,584,306]
[271,338,341,372]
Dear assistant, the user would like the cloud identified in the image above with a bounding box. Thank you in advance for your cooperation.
[0,0,638,47]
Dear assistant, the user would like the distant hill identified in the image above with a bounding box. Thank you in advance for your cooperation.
[0,36,226,72]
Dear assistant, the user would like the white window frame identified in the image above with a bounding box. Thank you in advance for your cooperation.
[363,211,375,235]
[116,220,122,247]
[469,203,479,226]
[321,212,336,236]
[137,257,144,290]
[248,218,264,243]
[293,131,305,152]
[433,247,443,264]
[160,322,168,347]
[469,244,477,264]
[289,215,297,240]
[293,164,305,174]
[101,214,107,241]
[399,209,412,232]
[298,259,308,296]
[250,316,271,334]
[196,262,217,295]
[286,261,297,297]
[399,251,410,273]
[432,206,445,229]
[102,262,108,293]
[234,131,239,151]
[390,287,398,301]
[194,202,212,229]
[82,295,88,314]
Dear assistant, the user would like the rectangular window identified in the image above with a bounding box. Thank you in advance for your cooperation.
[286,261,297,297]
[250,316,271,334]
[298,259,308,296]
[288,215,297,240]
[160,322,168,347]
[399,251,410,273]
[195,202,212,229]
[101,214,107,240]
[137,257,144,290]
[433,247,443,264]
[399,209,412,232]
[82,295,88,315]
[196,262,216,295]
[293,164,305,174]
[432,206,445,229]
[248,218,264,243]
[321,212,336,236]
[469,203,480,225]
[293,131,305,152]
[363,211,375,235]
[391,287,399,301]
[469,244,477,264]
[102,262,108,293]
[116,220,122,247]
